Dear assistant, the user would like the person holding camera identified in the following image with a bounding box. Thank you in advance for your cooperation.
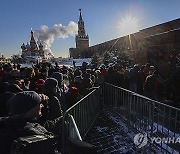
[0,91,57,154]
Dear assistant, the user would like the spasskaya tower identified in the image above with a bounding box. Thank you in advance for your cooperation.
[75,9,89,49]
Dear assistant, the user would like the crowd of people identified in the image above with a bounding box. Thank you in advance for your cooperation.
[0,53,180,153]
[0,61,104,153]
[105,54,180,107]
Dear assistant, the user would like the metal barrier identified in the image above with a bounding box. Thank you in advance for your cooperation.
[68,115,82,141]
[61,83,179,153]
[61,87,102,152]
[102,82,180,153]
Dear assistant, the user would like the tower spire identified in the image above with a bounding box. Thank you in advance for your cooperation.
[78,9,86,37]
[79,9,83,21]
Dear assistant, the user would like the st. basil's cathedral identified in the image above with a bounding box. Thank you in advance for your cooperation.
[21,30,45,59]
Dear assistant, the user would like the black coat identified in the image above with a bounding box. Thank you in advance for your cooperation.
[0,116,51,154]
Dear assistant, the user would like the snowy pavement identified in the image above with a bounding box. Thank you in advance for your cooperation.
[84,109,175,154]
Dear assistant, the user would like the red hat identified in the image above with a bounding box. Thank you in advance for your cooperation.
[69,86,79,95]
[36,79,45,85]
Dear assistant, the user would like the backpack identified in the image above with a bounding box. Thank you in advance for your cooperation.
[11,135,55,154]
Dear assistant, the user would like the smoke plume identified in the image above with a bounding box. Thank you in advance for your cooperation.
[33,21,78,57]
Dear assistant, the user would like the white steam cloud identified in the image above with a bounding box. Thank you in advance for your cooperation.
[33,21,78,57]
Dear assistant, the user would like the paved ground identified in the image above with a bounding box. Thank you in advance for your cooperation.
[84,109,168,154]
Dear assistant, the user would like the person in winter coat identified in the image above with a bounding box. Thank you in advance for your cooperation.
[43,78,63,120]
[129,64,139,93]
[0,91,53,154]
[51,72,67,111]
[65,86,83,108]
[144,70,161,100]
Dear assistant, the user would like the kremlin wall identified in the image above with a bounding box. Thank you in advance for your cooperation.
[70,10,180,64]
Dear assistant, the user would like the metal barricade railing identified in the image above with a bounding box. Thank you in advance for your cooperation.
[68,115,82,141]
[61,87,102,152]
[60,83,179,153]
[102,82,180,153]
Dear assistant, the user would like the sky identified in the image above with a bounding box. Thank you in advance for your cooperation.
[0,0,180,58]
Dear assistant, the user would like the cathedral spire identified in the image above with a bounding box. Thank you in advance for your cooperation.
[30,30,36,42]
[30,29,38,50]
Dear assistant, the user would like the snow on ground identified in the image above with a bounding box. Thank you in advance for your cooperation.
[84,109,167,154]
[53,58,92,66]
[20,63,33,68]
[113,107,180,153]
[20,58,92,68]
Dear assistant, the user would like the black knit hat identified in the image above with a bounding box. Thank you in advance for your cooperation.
[51,72,63,84]
[44,78,58,90]
[9,91,42,115]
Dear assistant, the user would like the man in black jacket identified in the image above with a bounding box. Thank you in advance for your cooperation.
[0,91,55,154]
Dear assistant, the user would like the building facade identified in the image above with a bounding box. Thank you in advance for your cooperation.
[21,30,45,58]
[69,9,89,58]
